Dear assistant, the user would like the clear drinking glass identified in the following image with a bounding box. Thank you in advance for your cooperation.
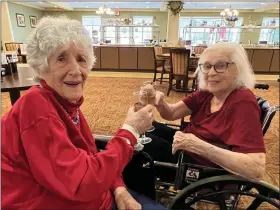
[142,81,159,132]
[133,90,152,144]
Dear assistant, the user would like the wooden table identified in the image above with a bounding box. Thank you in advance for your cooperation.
[1,66,38,105]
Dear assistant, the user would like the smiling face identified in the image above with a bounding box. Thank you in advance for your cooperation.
[201,49,238,95]
[40,43,89,103]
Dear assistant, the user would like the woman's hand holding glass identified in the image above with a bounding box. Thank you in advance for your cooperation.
[128,90,154,144]
[124,104,154,135]
[141,81,165,107]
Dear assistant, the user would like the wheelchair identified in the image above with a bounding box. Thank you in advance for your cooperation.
[94,87,280,210]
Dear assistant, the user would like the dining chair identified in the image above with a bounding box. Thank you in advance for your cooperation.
[167,48,197,96]
[152,46,170,84]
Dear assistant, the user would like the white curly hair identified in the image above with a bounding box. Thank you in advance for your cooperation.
[195,43,256,90]
[26,16,95,74]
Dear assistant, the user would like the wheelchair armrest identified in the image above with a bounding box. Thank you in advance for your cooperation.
[254,83,269,90]
[93,134,113,150]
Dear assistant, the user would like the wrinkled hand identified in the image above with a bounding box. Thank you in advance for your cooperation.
[114,187,142,210]
[172,131,200,154]
[141,85,164,107]
[124,104,154,134]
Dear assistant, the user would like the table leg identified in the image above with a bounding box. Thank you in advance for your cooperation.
[9,90,21,105]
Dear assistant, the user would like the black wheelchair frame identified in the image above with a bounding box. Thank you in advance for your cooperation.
[94,86,280,210]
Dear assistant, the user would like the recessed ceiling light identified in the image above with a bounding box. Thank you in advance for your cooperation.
[224,2,227,4]
[261,2,265,4]
[146,2,150,3]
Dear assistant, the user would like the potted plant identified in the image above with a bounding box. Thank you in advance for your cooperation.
[166,1,184,15]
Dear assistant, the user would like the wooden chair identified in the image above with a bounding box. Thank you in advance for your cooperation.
[152,46,170,84]
[193,46,207,55]
[5,42,22,52]
[4,42,26,63]
[167,48,197,96]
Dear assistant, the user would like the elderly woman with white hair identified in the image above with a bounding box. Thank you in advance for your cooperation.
[1,16,167,209]
[143,43,265,181]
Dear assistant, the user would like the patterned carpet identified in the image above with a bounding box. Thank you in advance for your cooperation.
[1,77,279,190]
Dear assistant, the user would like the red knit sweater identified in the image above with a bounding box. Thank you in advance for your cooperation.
[1,80,137,210]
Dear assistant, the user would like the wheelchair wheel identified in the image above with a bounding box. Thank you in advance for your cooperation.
[170,175,280,210]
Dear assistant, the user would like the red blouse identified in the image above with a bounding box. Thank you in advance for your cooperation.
[1,80,136,209]
[182,88,265,167]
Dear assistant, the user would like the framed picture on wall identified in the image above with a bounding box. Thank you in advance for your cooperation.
[16,13,26,27]
[29,16,37,28]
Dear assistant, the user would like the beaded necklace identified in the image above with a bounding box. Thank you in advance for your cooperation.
[61,106,80,125]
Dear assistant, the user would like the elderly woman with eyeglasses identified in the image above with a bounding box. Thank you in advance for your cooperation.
[1,16,168,210]
[142,43,265,181]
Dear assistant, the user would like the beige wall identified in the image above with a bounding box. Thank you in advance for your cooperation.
[1,2,14,46]
[4,4,278,44]
[7,2,44,43]
[45,10,278,43]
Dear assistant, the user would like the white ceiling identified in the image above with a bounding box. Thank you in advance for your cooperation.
[11,1,280,10]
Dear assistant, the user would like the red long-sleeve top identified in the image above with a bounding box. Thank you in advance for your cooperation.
[1,80,137,209]
[182,88,265,167]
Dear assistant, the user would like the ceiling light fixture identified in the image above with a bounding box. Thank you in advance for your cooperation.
[96,5,114,15]
[220,5,239,22]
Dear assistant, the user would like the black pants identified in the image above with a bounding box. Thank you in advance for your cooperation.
[141,121,196,182]
[143,121,179,163]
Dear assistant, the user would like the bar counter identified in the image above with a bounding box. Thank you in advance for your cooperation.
[92,45,279,74]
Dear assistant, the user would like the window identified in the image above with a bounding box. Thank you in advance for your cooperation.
[179,17,243,45]
[82,16,158,45]
[103,26,117,44]
[82,16,101,44]
[133,16,153,44]
[119,27,130,44]
[259,18,279,44]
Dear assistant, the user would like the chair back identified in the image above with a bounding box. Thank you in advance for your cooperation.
[170,48,191,76]
[193,46,207,55]
[153,46,163,59]
[5,42,22,52]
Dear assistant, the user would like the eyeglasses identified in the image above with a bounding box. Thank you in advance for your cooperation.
[199,62,235,74]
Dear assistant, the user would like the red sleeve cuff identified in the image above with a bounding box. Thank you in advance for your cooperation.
[110,175,126,193]
[115,129,137,147]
